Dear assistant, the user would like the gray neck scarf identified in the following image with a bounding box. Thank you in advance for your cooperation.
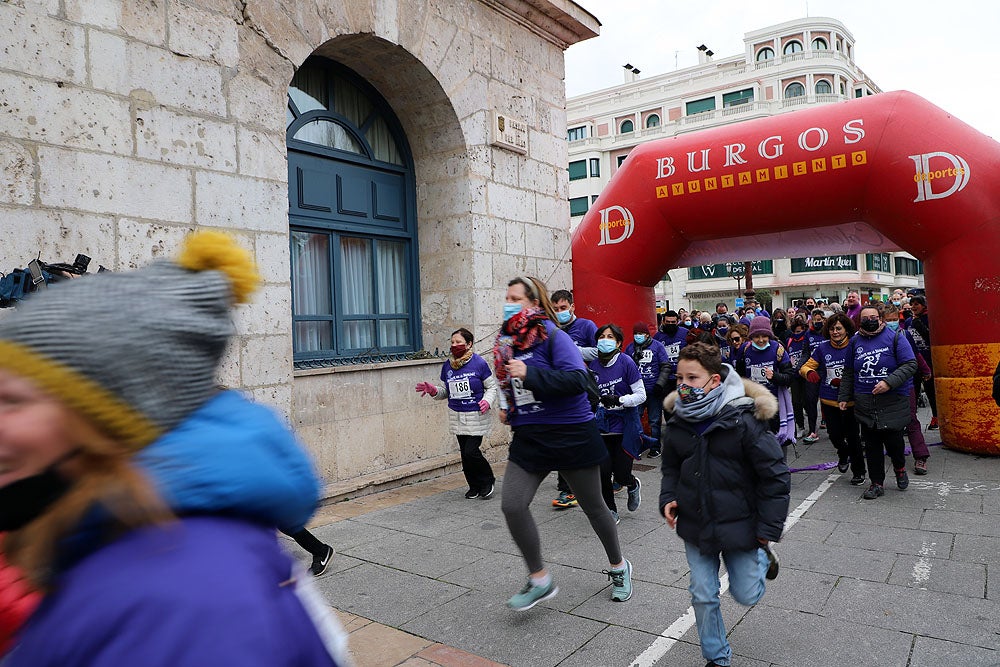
[673,364,746,422]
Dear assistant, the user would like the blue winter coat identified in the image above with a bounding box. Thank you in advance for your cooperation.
[8,391,338,667]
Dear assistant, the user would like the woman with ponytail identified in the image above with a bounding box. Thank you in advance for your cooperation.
[0,232,349,667]
[493,276,632,612]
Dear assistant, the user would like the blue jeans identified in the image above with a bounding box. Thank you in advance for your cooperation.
[639,391,663,449]
[684,541,768,666]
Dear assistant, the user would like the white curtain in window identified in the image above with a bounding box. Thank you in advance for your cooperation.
[340,237,374,350]
[291,232,332,352]
[376,239,409,347]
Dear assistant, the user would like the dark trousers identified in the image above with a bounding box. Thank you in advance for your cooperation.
[906,388,930,459]
[802,382,819,432]
[790,376,805,430]
[822,403,864,476]
[457,434,495,492]
[286,528,326,558]
[599,433,637,513]
[556,472,571,493]
[859,424,906,485]
[916,375,938,418]
[639,391,664,450]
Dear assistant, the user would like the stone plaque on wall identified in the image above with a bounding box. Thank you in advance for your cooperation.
[492,112,527,154]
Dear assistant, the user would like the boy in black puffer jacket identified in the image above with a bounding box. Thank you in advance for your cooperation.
[659,342,790,667]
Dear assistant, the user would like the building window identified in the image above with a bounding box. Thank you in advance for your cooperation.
[569,196,589,217]
[645,114,660,128]
[589,158,600,177]
[567,126,587,141]
[812,37,828,50]
[840,82,847,95]
[784,82,805,98]
[287,58,418,363]
[836,39,843,51]
[685,97,716,115]
[619,119,634,134]
[895,256,923,276]
[568,160,587,181]
[815,80,832,94]
[783,40,803,55]
[616,154,628,167]
[591,194,599,204]
[855,88,864,98]
[756,47,774,62]
[723,88,754,107]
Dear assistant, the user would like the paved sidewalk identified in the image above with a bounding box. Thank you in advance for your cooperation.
[293,406,1000,667]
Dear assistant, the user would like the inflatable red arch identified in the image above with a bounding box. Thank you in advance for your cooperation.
[571,91,1000,455]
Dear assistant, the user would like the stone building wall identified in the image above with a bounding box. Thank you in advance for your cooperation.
[0,0,598,498]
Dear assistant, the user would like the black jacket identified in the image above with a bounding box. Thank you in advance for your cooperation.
[659,379,790,554]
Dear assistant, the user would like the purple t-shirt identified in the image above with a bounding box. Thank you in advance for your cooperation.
[507,321,594,427]
[740,340,783,395]
[846,328,916,396]
[440,354,491,412]
[588,353,641,433]
[624,338,669,390]
[809,341,852,403]
[653,327,688,379]
[562,316,598,348]
[786,332,809,369]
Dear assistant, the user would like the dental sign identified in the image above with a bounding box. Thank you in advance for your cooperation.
[910,151,970,202]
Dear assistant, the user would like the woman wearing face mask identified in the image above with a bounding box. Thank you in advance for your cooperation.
[494,277,632,610]
[838,306,918,500]
[735,317,797,449]
[883,304,932,475]
[590,324,646,522]
[799,314,866,484]
[784,317,811,441]
[625,322,671,459]
[659,342,789,667]
[416,328,497,499]
[770,309,789,339]
[0,232,348,667]
[714,316,735,364]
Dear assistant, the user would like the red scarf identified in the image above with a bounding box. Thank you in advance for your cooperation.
[493,307,549,404]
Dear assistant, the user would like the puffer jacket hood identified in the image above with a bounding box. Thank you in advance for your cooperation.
[135,390,320,533]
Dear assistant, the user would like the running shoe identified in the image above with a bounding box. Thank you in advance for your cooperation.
[627,478,642,512]
[310,545,335,577]
[863,482,884,500]
[611,510,620,525]
[803,432,819,444]
[465,488,480,499]
[612,482,624,493]
[850,474,866,485]
[837,456,850,473]
[895,467,910,490]
[914,458,928,475]
[646,449,661,458]
[928,417,939,430]
[552,491,578,509]
[604,559,633,602]
[507,579,558,611]
[479,483,495,499]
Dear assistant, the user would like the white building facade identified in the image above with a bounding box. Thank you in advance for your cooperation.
[566,17,924,312]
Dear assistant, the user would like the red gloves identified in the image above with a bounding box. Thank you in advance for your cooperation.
[805,370,821,384]
[415,382,438,397]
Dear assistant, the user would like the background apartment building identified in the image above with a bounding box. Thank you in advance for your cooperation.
[566,16,925,312]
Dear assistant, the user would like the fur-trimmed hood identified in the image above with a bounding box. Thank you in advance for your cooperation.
[664,373,778,422]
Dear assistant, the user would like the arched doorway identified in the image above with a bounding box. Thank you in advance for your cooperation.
[286,57,419,365]
[571,92,1000,454]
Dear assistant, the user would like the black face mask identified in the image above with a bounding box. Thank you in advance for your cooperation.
[662,323,678,336]
[812,322,824,331]
[0,457,75,532]
[860,319,881,333]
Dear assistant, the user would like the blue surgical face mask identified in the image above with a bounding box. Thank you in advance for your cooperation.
[752,340,770,351]
[892,301,901,306]
[597,339,618,354]
[886,320,900,331]
[633,334,647,345]
[503,303,522,322]
[555,309,572,324]
[683,320,692,327]
[716,326,728,335]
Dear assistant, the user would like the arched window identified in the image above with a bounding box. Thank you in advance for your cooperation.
[620,119,634,134]
[645,114,660,129]
[815,80,832,94]
[287,58,418,364]
[784,82,805,98]
[756,47,774,62]
[783,40,803,55]
[811,37,828,50]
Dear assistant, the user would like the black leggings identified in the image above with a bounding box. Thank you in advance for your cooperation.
[599,433,637,513]
[284,528,327,558]
[860,424,906,485]
[822,403,864,476]
[501,461,622,574]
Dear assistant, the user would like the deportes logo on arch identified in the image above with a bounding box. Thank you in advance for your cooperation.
[910,151,970,202]
[597,205,635,246]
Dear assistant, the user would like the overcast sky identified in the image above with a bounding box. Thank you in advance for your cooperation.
[566,0,999,139]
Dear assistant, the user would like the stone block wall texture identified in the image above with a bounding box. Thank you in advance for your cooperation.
[0,0,583,493]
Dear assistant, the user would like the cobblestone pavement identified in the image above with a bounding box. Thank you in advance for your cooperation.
[288,405,1000,667]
